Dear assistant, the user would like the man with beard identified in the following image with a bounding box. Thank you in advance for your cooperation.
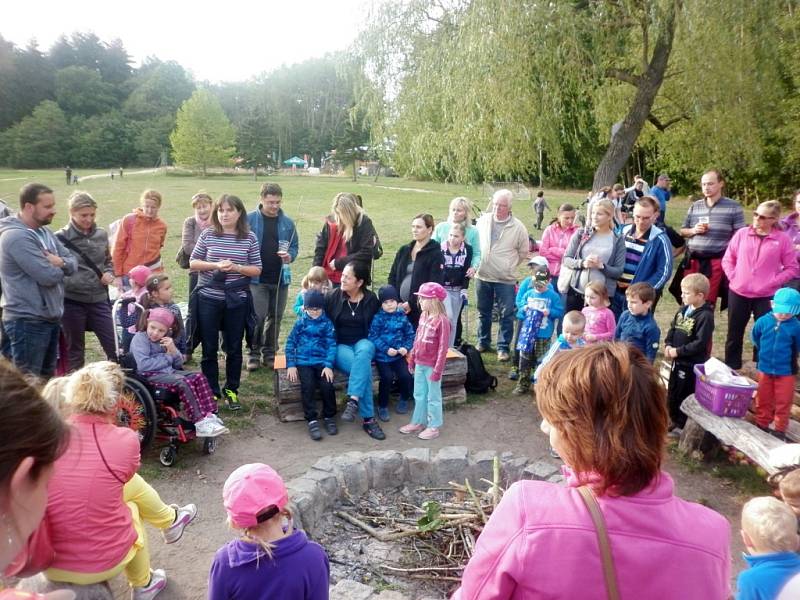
[0,183,76,377]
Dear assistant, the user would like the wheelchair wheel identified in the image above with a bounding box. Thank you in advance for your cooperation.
[160,446,177,467]
[203,437,217,455]
[117,376,157,451]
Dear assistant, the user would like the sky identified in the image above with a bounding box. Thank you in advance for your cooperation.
[1,0,371,83]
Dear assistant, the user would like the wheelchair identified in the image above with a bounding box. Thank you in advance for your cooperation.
[112,297,218,466]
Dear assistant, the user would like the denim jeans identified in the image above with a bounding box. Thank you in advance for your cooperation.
[197,295,247,396]
[376,357,413,408]
[249,283,289,360]
[475,279,516,352]
[334,339,375,419]
[411,364,443,428]
[3,318,60,378]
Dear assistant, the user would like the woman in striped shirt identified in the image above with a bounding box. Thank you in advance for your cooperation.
[190,195,262,410]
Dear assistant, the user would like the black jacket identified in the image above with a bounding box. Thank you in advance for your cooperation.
[664,302,715,365]
[312,214,381,272]
[388,239,445,328]
[324,287,380,339]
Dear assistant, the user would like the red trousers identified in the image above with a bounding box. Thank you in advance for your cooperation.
[683,257,724,305]
[755,372,795,432]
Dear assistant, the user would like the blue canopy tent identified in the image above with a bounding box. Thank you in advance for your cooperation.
[283,156,307,167]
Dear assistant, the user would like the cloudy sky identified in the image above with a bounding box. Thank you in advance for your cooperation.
[1,0,371,82]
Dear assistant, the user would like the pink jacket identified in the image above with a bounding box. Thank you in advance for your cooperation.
[452,470,730,600]
[46,414,140,573]
[409,313,450,381]
[722,226,799,298]
[582,306,616,342]
[539,223,578,276]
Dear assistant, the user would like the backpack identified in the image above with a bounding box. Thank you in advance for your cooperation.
[458,342,498,394]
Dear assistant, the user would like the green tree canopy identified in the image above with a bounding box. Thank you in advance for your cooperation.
[170,89,236,176]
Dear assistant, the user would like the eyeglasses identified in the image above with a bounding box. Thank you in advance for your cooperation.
[753,212,776,221]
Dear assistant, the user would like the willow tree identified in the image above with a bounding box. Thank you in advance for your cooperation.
[170,89,235,176]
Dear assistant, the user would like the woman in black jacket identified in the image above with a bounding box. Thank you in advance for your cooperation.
[313,192,381,286]
[388,213,445,329]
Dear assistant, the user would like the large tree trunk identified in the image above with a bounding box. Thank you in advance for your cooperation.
[592,1,681,190]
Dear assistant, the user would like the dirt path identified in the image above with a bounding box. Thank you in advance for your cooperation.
[102,395,749,599]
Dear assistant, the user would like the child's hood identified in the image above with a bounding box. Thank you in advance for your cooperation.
[223,529,311,568]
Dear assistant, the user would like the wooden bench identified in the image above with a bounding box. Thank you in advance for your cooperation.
[272,349,468,422]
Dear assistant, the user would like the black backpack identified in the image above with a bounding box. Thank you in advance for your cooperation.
[458,343,498,394]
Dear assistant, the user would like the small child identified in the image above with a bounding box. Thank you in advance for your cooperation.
[399,282,451,440]
[120,264,152,351]
[779,469,800,528]
[533,310,586,382]
[210,463,330,600]
[368,285,415,421]
[664,273,714,432]
[512,265,563,395]
[582,281,616,343]
[615,282,660,363]
[441,222,473,348]
[139,273,188,358]
[284,290,338,441]
[292,266,331,316]
[751,287,800,442]
[130,307,227,438]
[533,190,549,230]
[737,497,800,600]
[509,257,547,380]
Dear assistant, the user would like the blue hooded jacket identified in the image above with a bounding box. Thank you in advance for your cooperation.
[752,313,800,376]
[514,280,564,340]
[368,308,416,362]
[284,312,337,368]
[619,223,674,290]
[247,207,298,286]
[615,310,661,362]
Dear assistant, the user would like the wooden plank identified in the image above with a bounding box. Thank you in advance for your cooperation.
[680,395,784,475]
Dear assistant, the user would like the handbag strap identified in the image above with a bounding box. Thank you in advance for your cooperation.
[92,423,127,484]
[577,486,621,600]
[56,233,105,280]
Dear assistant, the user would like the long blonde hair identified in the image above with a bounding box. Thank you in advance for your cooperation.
[331,193,363,242]
[420,297,447,318]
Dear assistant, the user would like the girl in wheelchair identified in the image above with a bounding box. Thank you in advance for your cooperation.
[140,273,189,361]
[130,307,228,438]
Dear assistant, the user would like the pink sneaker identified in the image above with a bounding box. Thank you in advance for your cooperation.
[418,427,440,440]
[399,423,425,434]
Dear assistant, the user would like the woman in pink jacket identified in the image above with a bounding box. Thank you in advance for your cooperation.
[722,200,799,369]
[537,203,577,277]
[43,362,196,600]
[453,343,731,600]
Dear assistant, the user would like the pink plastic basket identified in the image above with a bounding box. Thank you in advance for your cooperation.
[693,364,756,418]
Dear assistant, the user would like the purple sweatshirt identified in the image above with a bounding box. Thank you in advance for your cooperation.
[208,530,330,600]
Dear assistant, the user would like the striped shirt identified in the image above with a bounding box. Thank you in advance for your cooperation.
[682,197,746,257]
[191,229,261,301]
[618,229,650,289]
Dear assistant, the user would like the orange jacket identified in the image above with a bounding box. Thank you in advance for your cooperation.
[112,208,167,276]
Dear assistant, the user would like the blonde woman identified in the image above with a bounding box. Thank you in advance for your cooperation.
[312,192,381,285]
[432,196,481,273]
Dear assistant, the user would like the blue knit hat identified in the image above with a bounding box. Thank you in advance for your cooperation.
[378,285,400,303]
[304,289,325,310]
[773,287,800,315]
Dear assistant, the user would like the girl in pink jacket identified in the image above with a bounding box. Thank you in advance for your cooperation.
[453,343,731,600]
[399,282,451,441]
[537,204,578,276]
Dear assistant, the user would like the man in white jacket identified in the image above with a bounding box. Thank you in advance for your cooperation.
[474,189,530,361]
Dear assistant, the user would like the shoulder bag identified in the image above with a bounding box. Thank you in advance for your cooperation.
[556,230,589,294]
[577,485,621,600]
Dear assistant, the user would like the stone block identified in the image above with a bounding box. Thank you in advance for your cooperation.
[375,591,410,600]
[547,473,565,484]
[333,451,371,496]
[303,468,341,501]
[501,455,530,484]
[521,460,559,481]
[15,575,113,600]
[329,579,375,600]
[287,476,321,498]
[367,450,405,489]
[402,447,433,484]
[312,454,337,473]
[468,450,499,484]
[291,493,320,534]
[435,446,469,485]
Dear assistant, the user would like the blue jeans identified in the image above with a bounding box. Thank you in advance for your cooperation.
[3,318,60,378]
[475,279,516,352]
[411,365,443,428]
[334,339,375,419]
[375,357,413,408]
[197,295,247,396]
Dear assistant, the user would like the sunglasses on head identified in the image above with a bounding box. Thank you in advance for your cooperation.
[753,212,776,220]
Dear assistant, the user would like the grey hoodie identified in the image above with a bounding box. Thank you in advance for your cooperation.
[0,216,78,321]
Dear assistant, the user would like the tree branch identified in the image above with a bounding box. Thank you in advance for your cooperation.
[647,113,688,132]
[605,68,642,87]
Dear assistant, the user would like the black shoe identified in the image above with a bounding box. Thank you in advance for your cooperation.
[770,430,788,442]
[362,419,386,440]
[341,398,358,422]
[308,420,322,441]
[324,417,338,435]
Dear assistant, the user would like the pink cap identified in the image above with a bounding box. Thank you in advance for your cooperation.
[128,265,152,287]
[415,282,447,301]
[147,307,174,329]
[223,463,288,528]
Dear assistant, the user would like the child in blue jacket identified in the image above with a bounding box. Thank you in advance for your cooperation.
[512,264,564,394]
[284,289,337,441]
[368,285,416,421]
[615,282,660,363]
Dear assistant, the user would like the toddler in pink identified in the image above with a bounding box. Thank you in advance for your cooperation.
[581,280,616,343]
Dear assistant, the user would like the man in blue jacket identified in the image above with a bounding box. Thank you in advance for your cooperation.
[611,196,673,319]
[246,183,299,370]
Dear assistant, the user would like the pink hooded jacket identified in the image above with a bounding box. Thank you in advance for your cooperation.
[452,469,730,600]
[722,226,798,298]
[408,313,450,381]
[538,223,578,276]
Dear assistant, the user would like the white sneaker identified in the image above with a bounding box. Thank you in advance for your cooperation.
[205,412,224,427]
[162,503,197,544]
[194,417,229,437]
[132,568,167,600]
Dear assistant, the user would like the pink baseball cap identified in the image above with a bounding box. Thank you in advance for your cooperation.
[415,282,447,301]
[147,307,175,329]
[128,265,152,287]
[223,463,289,529]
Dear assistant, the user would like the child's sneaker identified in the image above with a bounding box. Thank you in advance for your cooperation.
[418,427,440,440]
[324,417,338,435]
[308,420,322,441]
[362,418,386,440]
[512,381,530,395]
[132,568,167,600]
[341,398,358,422]
[195,417,229,438]
[222,388,241,411]
[395,399,409,414]
[205,412,224,426]
[162,504,197,544]
[399,423,425,434]
[377,406,391,422]
[508,367,519,381]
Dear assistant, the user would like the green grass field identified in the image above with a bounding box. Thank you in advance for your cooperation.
[0,168,749,417]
